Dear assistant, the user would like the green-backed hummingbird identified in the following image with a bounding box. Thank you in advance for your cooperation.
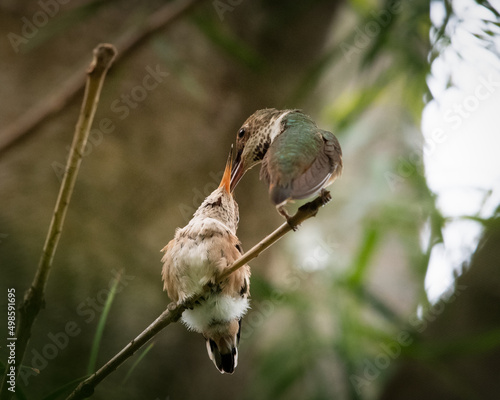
[230,108,343,220]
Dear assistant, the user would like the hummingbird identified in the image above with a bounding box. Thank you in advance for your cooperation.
[161,149,250,374]
[230,108,343,222]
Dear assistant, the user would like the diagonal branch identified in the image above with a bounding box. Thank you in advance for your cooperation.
[65,192,332,400]
[0,0,207,156]
[0,44,117,400]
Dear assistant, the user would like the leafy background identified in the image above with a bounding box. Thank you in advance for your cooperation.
[1,0,499,399]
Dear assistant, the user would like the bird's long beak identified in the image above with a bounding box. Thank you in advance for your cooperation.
[219,146,233,194]
[230,150,245,192]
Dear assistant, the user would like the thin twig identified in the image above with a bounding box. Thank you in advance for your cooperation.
[0,0,207,156]
[65,191,332,400]
[0,44,117,400]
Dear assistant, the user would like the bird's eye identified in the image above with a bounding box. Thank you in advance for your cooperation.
[238,128,245,139]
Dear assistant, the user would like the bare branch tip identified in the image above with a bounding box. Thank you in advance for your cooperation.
[88,43,118,75]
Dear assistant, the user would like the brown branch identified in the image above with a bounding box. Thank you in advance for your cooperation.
[0,0,207,156]
[64,191,332,399]
[0,44,117,400]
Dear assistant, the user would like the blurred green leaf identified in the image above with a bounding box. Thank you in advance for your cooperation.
[40,375,90,400]
[290,33,355,104]
[323,68,402,131]
[86,271,121,375]
[122,342,154,384]
[347,224,380,286]
[191,13,264,71]
[476,0,500,18]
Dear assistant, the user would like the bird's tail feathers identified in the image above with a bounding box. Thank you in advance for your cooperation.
[205,320,241,374]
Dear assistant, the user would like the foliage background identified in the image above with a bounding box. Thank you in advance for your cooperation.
[1,0,499,399]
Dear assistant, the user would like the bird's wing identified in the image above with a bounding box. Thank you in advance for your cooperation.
[259,132,319,205]
[217,233,250,300]
[261,127,342,204]
[161,238,180,303]
[289,129,343,200]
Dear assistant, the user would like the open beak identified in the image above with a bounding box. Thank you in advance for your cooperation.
[219,145,233,194]
[230,150,245,192]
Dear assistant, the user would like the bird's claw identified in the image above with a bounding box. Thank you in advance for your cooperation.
[287,217,299,231]
[277,206,291,220]
[178,294,205,310]
[194,296,205,306]
[319,189,332,205]
[278,206,299,231]
[206,280,222,293]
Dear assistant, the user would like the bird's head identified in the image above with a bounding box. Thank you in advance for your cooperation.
[230,108,292,191]
[195,147,239,233]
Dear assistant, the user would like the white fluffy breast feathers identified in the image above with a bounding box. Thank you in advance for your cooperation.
[181,295,250,333]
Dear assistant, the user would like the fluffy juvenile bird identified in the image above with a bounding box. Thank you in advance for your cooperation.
[161,150,250,374]
[231,108,343,221]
